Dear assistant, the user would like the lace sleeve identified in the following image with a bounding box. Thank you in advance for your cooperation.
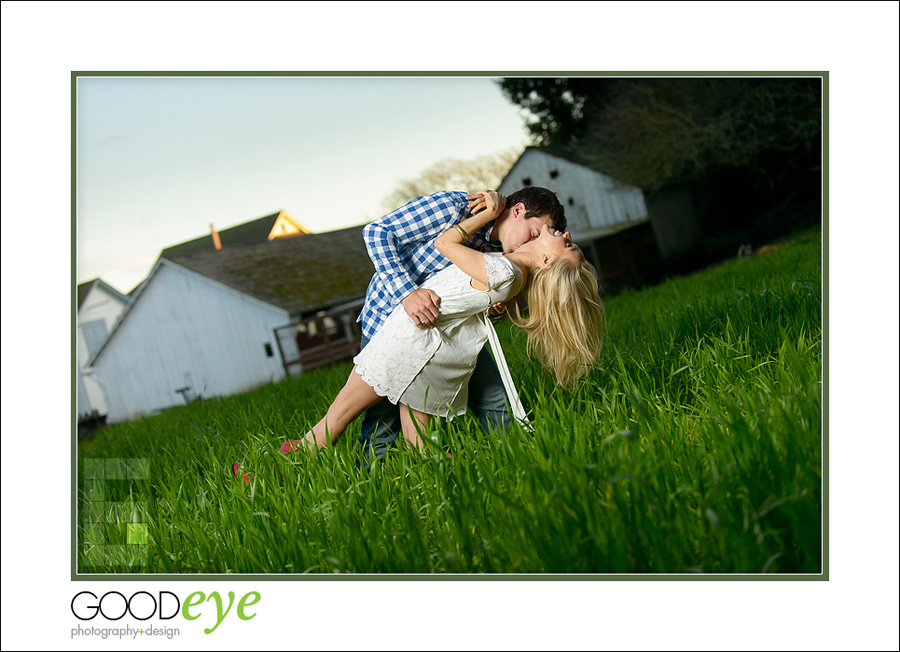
[484,254,517,291]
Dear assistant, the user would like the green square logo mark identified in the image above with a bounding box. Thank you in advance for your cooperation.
[80,458,150,570]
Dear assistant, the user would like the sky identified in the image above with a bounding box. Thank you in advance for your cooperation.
[77,75,532,292]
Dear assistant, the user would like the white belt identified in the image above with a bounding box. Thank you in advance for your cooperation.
[484,316,533,432]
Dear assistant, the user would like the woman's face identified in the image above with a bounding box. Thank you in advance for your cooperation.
[533,224,582,266]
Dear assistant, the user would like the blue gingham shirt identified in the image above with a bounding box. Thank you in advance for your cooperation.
[358,190,502,341]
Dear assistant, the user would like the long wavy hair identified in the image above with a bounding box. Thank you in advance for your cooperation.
[512,257,605,388]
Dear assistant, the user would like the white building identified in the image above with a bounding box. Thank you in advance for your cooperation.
[499,146,649,241]
[499,147,703,292]
[88,225,373,423]
[77,279,130,419]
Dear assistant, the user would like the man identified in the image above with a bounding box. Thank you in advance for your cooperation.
[357,186,567,464]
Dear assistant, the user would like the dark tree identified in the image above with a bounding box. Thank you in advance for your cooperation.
[497,78,619,146]
[496,76,823,248]
[577,78,822,193]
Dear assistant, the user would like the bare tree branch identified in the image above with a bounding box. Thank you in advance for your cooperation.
[381,147,523,212]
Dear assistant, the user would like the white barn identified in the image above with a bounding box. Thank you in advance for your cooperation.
[499,147,703,291]
[77,279,130,419]
[499,146,649,241]
[88,225,373,423]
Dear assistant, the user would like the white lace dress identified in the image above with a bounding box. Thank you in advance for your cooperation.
[353,253,524,419]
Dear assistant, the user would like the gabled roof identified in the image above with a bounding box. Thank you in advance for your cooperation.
[89,224,375,366]
[497,145,613,191]
[160,210,310,258]
[166,224,374,316]
[536,144,605,173]
[498,146,649,242]
[76,280,94,310]
[77,278,130,311]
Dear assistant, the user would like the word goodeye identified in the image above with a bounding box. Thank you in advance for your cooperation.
[71,590,260,635]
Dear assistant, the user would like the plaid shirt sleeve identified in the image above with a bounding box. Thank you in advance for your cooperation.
[362,191,468,305]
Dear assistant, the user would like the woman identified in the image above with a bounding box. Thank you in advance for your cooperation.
[234,191,604,472]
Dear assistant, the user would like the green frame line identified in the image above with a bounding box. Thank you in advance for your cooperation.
[71,70,828,581]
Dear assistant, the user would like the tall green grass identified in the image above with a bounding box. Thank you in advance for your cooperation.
[78,230,822,574]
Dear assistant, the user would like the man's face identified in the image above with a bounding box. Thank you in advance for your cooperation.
[501,209,555,253]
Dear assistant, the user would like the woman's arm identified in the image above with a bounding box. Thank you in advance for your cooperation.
[435,191,506,287]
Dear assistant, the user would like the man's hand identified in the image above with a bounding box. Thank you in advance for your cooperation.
[402,288,441,330]
[488,301,508,318]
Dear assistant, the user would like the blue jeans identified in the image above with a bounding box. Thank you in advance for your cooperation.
[356,334,511,466]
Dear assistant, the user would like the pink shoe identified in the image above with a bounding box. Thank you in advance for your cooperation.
[231,462,254,485]
[279,440,301,454]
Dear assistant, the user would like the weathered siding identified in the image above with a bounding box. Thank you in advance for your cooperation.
[498,149,648,239]
[92,262,289,422]
[77,283,128,417]
[77,366,92,417]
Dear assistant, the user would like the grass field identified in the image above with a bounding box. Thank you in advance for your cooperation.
[77,229,823,574]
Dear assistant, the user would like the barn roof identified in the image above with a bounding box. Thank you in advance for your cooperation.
[89,224,374,366]
[498,146,649,242]
[535,144,605,172]
[160,210,309,257]
[497,145,610,190]
[77,278,130,311]
[76,280,94,310]
[165,224,374,316]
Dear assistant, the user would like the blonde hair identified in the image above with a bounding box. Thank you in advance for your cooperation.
[513,257,605,388]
